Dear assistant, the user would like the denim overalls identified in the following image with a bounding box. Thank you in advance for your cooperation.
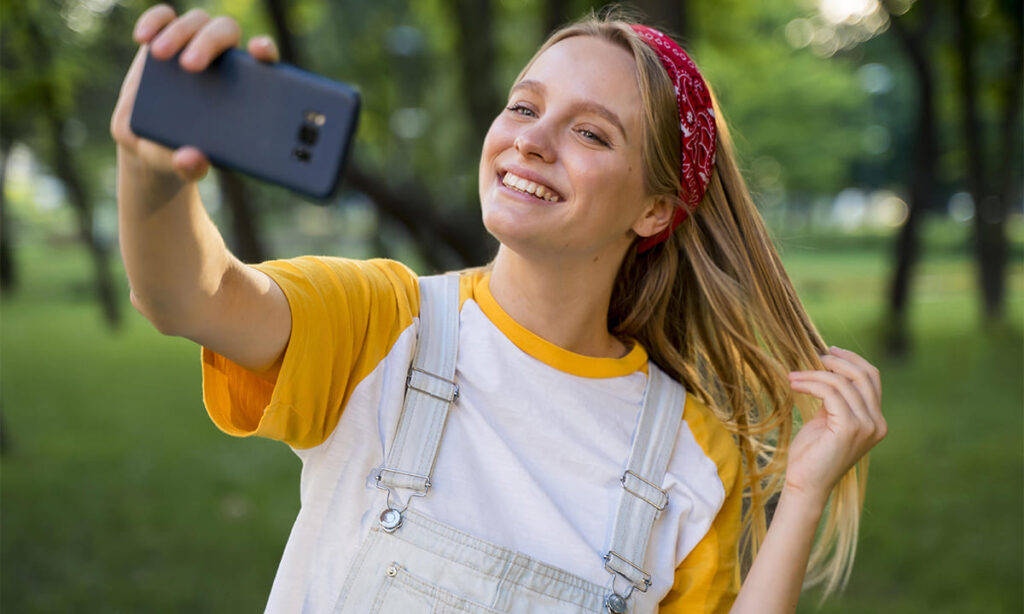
[331,275,686,614]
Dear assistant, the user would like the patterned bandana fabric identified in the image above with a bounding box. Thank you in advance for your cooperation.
[630,25,717,253]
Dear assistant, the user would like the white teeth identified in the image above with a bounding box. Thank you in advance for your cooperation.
[502,172,560,202]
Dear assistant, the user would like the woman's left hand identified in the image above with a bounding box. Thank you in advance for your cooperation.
[784,346,886,508]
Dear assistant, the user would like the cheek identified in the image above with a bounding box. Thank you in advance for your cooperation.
[573,159,638,203]
[481,115,514,161]
[572,159,649,225]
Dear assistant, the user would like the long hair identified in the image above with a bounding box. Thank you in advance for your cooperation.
[518,11,869,597]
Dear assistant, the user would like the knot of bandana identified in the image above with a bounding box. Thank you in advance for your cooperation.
[630,25,717,253]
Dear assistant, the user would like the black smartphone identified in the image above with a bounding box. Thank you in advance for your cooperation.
[130,48,360,200]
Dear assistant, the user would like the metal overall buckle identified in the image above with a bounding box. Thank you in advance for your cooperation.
[603,550,652,614]
[374,467,431,533]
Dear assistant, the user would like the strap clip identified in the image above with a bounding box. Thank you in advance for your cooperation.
[407,367,460,403]
[374,467,431,513]
[604,550,652,593]
[620,470,669,511]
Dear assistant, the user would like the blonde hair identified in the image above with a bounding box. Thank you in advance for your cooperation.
[517,10,869,598]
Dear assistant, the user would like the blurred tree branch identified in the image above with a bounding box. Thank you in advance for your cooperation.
[262,0,493,270]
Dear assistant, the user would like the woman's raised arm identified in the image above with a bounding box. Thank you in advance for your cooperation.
[111,4,290,371]
[731,346,886,613]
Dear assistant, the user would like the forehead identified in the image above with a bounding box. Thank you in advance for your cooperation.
[519,36,643,129]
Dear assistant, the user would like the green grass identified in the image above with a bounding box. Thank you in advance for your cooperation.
[777,234,1024,614]
[2,228,1021,613]
[1,247,299,612]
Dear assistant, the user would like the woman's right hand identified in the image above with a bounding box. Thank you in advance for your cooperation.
[110,4,281,183]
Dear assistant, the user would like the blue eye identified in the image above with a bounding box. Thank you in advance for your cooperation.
[506,104,536,117]
[578,129,608,146]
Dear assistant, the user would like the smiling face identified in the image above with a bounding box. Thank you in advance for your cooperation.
[478,35,671,261]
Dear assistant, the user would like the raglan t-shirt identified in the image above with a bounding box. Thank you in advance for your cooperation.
[201,256,742,613]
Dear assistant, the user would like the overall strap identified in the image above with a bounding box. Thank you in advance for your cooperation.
[374,273,461,520]
[602,363,686,612]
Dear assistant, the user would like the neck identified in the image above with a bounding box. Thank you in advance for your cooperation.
[488,245,628,358]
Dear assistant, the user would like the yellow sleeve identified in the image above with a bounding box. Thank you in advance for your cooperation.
[659,395,743,613]
[200,256,419,449]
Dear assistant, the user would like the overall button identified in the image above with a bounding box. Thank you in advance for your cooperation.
[385,564,398,578]
[379,508,403,532]
[605,593,628,614]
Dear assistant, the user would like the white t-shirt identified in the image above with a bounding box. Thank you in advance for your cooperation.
[201,257,742,613]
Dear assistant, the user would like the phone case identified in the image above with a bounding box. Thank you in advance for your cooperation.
[130,49,360,200]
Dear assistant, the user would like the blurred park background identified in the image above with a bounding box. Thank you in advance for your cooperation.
[1,0,1022,611]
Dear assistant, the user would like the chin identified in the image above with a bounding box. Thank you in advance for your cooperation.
[482,205,528,247]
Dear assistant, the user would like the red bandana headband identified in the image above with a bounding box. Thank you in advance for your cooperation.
[630,25,717,253]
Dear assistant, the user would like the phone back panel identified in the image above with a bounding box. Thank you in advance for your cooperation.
[130,49,360,200]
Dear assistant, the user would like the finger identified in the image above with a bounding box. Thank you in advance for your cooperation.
[789,378,853,421]
[133,4,176,44]
[171,146,210,182]
[791,376,883,444]
[788,379,865,440]
[820,354,880,414]
[180,16,243,72]
[789,371,870,427]
[111,45,152,147]
[829,346,881,406]
[149,8,211,61]
[247,35,280,63]
[792,378,887,451]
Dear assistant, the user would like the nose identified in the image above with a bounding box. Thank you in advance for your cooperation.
[514,123,556,162]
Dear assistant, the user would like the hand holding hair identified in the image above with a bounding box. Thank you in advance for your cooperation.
[785,345,886,507]
[731,346,885,613]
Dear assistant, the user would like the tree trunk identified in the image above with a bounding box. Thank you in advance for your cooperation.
[880,0,939,358]
[634,0,687,39]
[954,0,1009,323]
[0,139,16,294]
[448,0,500,147]
[21,8,119,326]
[48,112,122,328]
[544,0,571,36]
[262,0,301,67]
[994,2,1024,279]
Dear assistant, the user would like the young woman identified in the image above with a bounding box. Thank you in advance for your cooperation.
[111,5,885,613]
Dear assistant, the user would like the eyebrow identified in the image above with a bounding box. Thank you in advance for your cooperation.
[509,79,629,143]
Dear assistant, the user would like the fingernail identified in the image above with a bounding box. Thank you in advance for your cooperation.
[831,345,843,353]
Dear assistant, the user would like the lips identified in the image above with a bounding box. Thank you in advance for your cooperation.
[498,169,564,202]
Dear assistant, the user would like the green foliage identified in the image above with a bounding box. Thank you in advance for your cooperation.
[693,0,872,197]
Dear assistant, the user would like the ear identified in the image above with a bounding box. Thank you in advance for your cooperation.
[631,195,677,239]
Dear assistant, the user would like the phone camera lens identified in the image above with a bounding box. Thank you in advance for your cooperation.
[299,124,318,146]
[293,147,311,162]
